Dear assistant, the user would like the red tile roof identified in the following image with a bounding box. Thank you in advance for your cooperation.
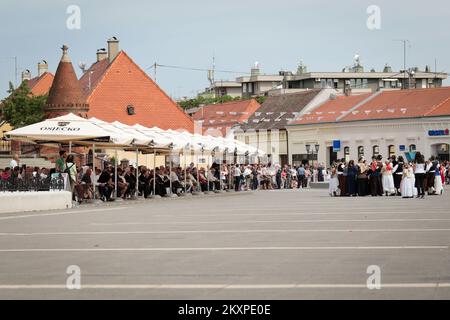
[25,72,54,96]
[341,87,450,122]
[84,51,193,132]
[291,93,372,125]
[192,99,261,136]
[289,87,450,126]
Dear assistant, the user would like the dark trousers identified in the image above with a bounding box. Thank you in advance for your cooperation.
[426,172,435,192]
[98,185,113,200]
[415,173,426,196]
[297,175,305,188]
[369,175,382,196]
[357,178,368,196]
[234,176,241,191]
[338,175,346,196]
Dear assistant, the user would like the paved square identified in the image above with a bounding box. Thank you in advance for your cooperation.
[0,188,449,299]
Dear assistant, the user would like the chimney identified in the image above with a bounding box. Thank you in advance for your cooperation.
[251,61,260,76]
[107,37,119,63]
[21,69,32,82]
[38,60,48,76]
[96,48,108,62]
[383,64,392,73]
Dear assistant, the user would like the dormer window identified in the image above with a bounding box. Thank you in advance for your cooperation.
[127,105,135,115]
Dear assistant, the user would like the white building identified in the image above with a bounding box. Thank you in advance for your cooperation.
[287,87,450,166]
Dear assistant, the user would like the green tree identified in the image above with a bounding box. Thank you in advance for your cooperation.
[1,82,46,128]
[178,95,242,110]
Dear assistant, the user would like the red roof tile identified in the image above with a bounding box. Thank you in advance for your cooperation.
[192,99,261,135]
[25,72,54,96]
[340,87,450,122]
[86,51,193,132]
[291,93,372,125]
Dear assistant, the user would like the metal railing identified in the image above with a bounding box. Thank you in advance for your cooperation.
[0,140,11,154]
[0,175,65,192]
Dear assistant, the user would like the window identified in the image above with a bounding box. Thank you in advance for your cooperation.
[388,145,395,158]
[344,146,350,162]
[333,79,339,89]
[409,144,416,152]
[358,146,364,159]
[327,79,333,88]
[245,136,250,145]
[356,79,362,88]
[126,105,135,115]
[362,79,368,88]
[373,145,380,157]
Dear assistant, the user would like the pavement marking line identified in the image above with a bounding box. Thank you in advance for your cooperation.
[90,218,450,226]
[0,283,449,290]
[0,207,130,221]
[0,246,448,253]
[2,228,450,237]
[151,211,447,217]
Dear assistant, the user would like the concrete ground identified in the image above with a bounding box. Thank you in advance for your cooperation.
[0,188,449,300]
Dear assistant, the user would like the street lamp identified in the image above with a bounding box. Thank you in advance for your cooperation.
[305,143,320,164]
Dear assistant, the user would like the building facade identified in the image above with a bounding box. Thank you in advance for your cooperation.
[287,87,450,166]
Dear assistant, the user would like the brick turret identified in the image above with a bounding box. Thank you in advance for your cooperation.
[45,45,89,118]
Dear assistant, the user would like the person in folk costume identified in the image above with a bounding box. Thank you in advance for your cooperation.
[368,156,382,196]
[400,163,415,198]
[337,159,346,196]
[392,155,404,196]
[425,156,438,195]
[345,160,358,196]
[328,164,339,197]
[382,160,396,196]
[357,157,369,196]
[434,159,444,195]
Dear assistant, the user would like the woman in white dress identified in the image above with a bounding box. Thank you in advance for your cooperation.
[435,163,444,195]
[382,160,396,196]
[328,166,339,196]
[401,163,415,198]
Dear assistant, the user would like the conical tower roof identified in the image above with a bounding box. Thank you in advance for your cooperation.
[45,45,89,118]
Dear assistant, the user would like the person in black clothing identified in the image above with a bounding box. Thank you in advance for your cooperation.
[392,155,403,195]
[414,152,426,198]
[317,163,325,182]
[368,156,383,196]
[275,167,282,189]
[337,159,346,196]
[139,168,152,198]
[426,156,438,195]
[97,167,114,201]
[346,160,358,196]
[154,167,167,197]
[124,166,137,197]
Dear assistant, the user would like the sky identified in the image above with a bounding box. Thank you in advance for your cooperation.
[0,0,449,100]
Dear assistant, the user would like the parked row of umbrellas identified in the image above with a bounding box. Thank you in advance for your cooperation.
[5,113,264,156]
[5,113,265,199]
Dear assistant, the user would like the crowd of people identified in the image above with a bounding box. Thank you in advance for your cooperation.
[1,150,449,203]
[328,153,448,198]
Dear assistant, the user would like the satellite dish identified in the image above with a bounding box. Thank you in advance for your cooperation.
[78,61,86,71]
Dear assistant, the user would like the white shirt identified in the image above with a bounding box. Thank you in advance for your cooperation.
[415,163,425,174]
[170,171,179,182]
[234,167,241,177]
[10,159,18,168]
